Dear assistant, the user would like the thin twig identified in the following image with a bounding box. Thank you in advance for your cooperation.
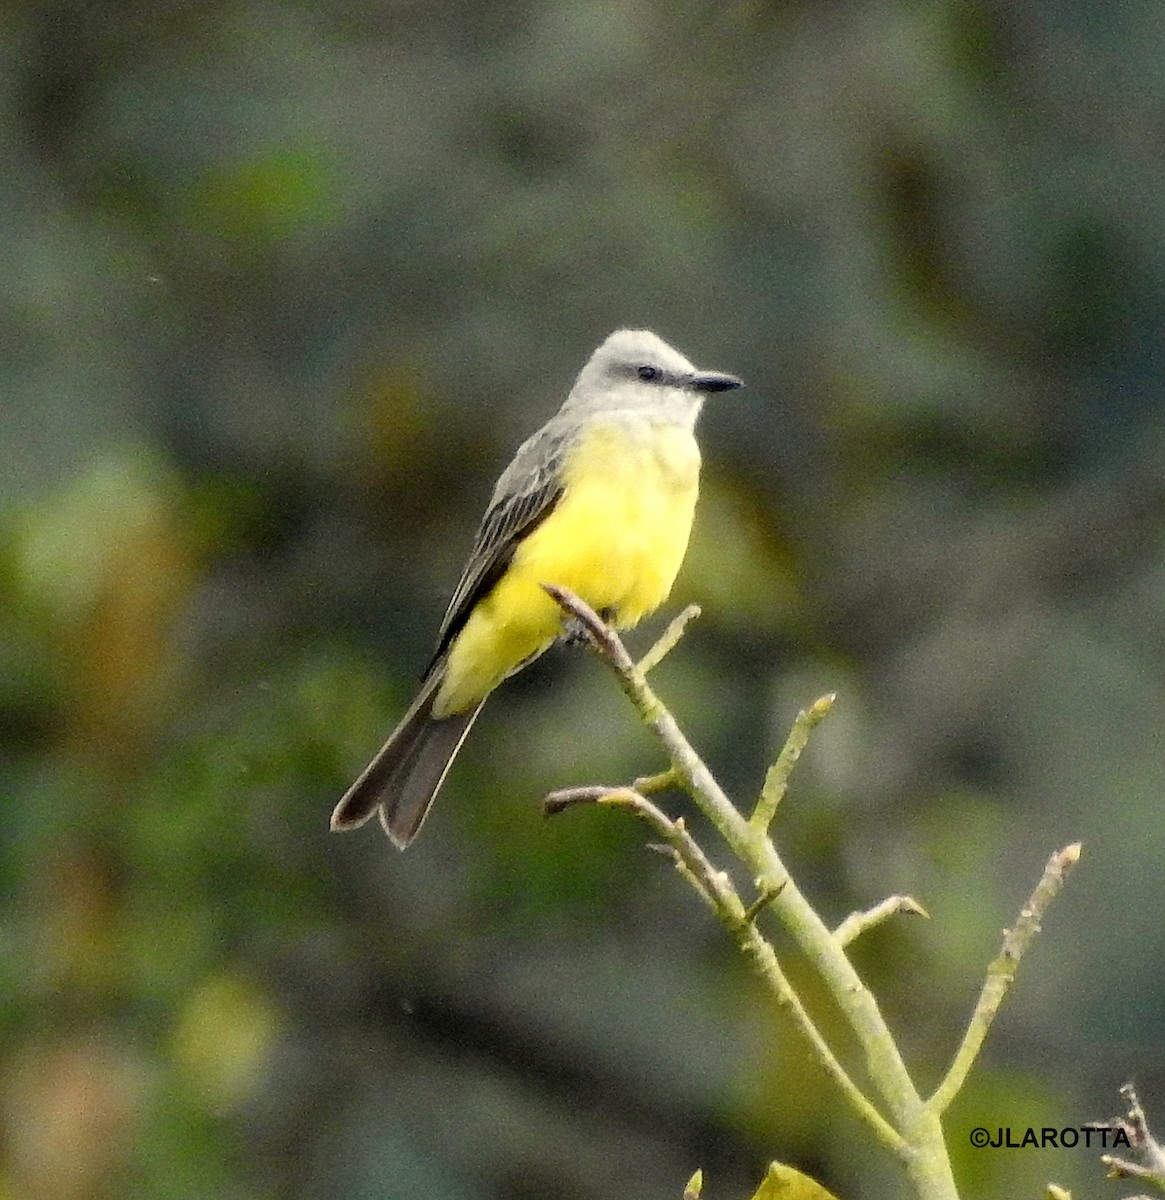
[927,843,1082,1114]
[835,896,930,947]
[638,604,701,675]
[545,786,714,906]
[633,768,679,795]
[751,693,835,832]
[543,785,614,815]
[742,884,784,924]
[1095,1083,1165,1190]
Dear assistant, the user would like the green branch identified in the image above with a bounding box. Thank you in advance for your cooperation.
[545,782,905,1153]
[542,586,1081,1200]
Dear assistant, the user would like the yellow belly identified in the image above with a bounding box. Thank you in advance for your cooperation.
[434,417,700,716]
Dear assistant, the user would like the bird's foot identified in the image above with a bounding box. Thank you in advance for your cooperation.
[561,606,616,645]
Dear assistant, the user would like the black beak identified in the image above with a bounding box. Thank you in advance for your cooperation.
[691,371,743,393]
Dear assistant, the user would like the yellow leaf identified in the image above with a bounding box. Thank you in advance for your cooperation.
[750,1160,842,1200]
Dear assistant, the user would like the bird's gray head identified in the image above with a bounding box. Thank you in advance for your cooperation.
[562,329,742,424]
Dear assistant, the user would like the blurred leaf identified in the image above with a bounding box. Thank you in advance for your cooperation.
[171,973,282,1113]
[13,452,180,624]
[3,1039,142,1200]
[10,452,196,758]
[188,145,341,245]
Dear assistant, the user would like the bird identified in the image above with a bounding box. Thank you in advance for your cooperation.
[331,328,742,847]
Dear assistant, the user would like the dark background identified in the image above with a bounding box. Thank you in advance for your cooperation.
[3,2,1164,1197]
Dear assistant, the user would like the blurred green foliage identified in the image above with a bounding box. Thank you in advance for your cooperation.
[4,1,1165,1197]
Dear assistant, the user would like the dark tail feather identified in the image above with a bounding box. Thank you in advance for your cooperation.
[330,674,485,849]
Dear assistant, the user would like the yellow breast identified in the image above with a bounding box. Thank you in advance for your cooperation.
[435,416,701,716]
[539,417,701,623]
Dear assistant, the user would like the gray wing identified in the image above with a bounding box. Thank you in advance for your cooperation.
[424,421,571,674]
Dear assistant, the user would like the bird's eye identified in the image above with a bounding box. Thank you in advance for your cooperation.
[637,364,661,382]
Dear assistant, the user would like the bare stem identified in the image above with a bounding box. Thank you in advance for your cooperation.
[751,693,835,832]
[927,843,1082,1114]
[543,588,1077,1200]
[544,781,904,1154]
[1094,1082,1165,1190]
[835,896,930,947]
[638,603,702,675]
[543,589,940,1169]
[633,768,679,795]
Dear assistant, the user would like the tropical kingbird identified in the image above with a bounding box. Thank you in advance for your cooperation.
[331,328,742,847]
